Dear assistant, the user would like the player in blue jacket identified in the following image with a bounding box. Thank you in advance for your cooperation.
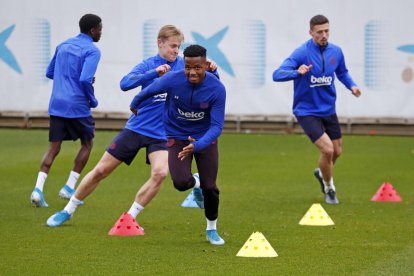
[273,15,362,204]
[130,45,227,245]
[31,14,102,208]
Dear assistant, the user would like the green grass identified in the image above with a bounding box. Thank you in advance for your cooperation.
[0,129,413,275]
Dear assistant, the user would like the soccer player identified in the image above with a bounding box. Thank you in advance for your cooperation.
[272,15,361,204]
[30,14,102,208]
[130,44,227,245]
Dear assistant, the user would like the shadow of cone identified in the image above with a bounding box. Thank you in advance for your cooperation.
[371,182,402,202]
[108,212,145,236]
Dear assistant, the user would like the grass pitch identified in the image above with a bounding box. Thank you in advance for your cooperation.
[0,129,413,275]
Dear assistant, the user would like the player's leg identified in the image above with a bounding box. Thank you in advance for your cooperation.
[194,142,224,245]
[46,152,122,227]
[31,116,66,207]
[59,116,95,199]
[127,149,168,219]
[168,139,196,191]
[314,134,334,185]
[167,139,204,207]
[47,129,140,227]
[332,138,342,164]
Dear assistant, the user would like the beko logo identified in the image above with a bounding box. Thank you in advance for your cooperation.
[310,75,332,87]
[177,108,205,121]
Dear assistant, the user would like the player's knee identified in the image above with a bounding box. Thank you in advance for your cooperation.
[151,167,168,184]
[81,140,93,152]
[321,145,334,158]
[172,178,191,192]
[93,165,110,179]
[334,147,342,158]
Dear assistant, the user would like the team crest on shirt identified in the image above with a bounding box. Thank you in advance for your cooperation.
[153,93,167,102]
[200,102,209,109]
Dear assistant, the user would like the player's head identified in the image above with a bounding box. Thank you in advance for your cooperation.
[157,25,184,62]
[79,14,102,42]
[309,14,329,47]
[183,44,207,84]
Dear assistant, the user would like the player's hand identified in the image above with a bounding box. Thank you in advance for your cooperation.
[187,136,196,142]
[178,143,195,161]
[130,106,138,116]
[156,64,171,77]
[206,59,217,71]
[351,86,362,97]
[297,64,313,75]
[90,98,98,108]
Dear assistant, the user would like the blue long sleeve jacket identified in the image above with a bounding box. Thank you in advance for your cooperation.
[119,55,184,139]
[130,70,226,152]
[272,39,357,117]
[46,33,100,118]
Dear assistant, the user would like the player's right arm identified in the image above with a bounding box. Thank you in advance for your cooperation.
[120,62,170,91]
[272,48,306,82]
[45,48,58,79]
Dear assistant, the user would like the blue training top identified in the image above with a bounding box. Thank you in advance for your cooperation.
[120,55,184,140]
[130,70,226,152]
[46,33,101,118]
[272,39,357,117]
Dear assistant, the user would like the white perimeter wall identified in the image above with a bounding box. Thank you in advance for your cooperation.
[0,0,413,117]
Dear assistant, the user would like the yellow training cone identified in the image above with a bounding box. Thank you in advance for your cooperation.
[299,203,335,226]
[236,232,278,257]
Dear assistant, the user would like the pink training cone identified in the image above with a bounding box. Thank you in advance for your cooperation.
[108,212,145,236]
[371,182,402,202]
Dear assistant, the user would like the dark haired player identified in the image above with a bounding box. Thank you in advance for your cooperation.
[130,44,226,245]
[31,14,102,207]
[273,14,361,204]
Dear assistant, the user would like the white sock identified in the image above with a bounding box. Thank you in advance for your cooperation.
[127,201,144,219]
[206,218,217,230]
[193,174,200,189]
[66,171,80,190]
[329,178,336,191]
[35,172,48,191]
[64,196,83,215]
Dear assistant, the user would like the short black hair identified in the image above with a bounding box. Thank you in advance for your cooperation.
[79,14,102,34]
[310,15,329,30]
[183,44,207,58]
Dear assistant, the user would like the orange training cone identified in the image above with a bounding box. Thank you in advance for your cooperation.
[371,182,402,202]
[108,212,145,236]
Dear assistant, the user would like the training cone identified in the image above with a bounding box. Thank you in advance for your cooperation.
[236,232,278,258]
[299,203,335,226]
[181,190,199,208]
[371,182,402,202]
[108,212,145,236]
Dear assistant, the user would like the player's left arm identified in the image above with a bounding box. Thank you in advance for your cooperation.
[194,87,226,152]
[79,48,101,108]
[335,49,362,98]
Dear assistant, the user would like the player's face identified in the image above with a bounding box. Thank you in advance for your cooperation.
[158,36,181,62]
[91,23,102,42]
[310,23,329,46]
[184,56,207,84]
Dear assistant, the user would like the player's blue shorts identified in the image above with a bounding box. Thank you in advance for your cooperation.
[49,115,95,142]
[296,114,342,143]
[106,128,167,165]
